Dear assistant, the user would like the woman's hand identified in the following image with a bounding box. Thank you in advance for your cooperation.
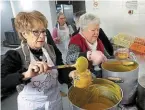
[23,61,51,79]
[54,37,61,44]
[87,51,107,65]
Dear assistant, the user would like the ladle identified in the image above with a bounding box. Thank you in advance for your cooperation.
[49,56,88,73]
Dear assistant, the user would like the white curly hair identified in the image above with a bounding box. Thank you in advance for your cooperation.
[79,13,100,31]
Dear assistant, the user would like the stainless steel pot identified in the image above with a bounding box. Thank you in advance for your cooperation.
[137,75,145,110]
[101,59,139,105]
[68,78,123,110]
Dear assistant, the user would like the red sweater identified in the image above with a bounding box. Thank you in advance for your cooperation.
[69,34,105,53]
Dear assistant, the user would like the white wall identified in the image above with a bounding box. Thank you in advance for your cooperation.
[11,0,57,33]
[85,0,145,39]
[1,1,13,42]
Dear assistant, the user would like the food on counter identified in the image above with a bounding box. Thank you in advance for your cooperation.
[112,33,135,48]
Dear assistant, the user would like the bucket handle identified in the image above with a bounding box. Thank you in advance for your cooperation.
[107,77,124,83]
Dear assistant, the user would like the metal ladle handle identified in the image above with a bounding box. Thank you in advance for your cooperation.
[32,64,75,73]
[107,77,124,83]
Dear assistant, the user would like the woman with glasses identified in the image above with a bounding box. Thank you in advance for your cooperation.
[66,13,108,78]
[1,10,74,110]
[52,12,75,62]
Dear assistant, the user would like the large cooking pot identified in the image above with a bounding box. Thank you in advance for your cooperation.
[101,59,139,105]
[136,75,145,110]
[68,78,123,110]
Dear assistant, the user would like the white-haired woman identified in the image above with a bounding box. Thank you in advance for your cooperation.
[72,11,114,56]
[66,13,108,77]
[52,12,75,62]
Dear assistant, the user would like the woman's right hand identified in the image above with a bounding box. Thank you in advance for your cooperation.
[23,61,50,79]
[87,51,107,65]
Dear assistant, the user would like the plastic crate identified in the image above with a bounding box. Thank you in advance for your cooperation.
[129,37,145,54]
[134,37,145,46]
[130,43,145,54]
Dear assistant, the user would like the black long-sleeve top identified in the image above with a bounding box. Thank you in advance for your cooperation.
[1,29,73,90]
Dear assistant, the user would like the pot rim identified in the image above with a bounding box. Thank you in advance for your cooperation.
[67,78,124,110]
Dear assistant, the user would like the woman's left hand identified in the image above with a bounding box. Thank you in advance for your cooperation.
[88,51,107,65]
[69,70,77,80]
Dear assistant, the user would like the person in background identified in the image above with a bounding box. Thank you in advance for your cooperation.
[72,11,114,56]
[66,13,108,78]
[52,12,75,62]
[1,10,74,110]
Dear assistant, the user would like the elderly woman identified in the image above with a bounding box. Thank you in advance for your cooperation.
[52,12,75,62]
[1,10,74,110]
[73,11,114,56]
[66,13,108,77]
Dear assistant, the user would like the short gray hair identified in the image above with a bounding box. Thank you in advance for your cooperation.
[79,13,100,31]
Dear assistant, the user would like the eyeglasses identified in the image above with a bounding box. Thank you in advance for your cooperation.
[31,29,46,37]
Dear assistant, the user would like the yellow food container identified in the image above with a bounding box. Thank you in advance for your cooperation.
[115,48,129,60]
